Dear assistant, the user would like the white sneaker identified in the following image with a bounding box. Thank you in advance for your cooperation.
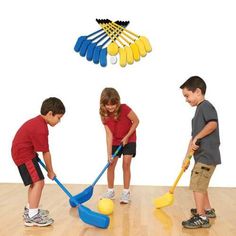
[120,191,130,204]
[24,211,54,227]
[101,190,115,199]
[23,207,49,219]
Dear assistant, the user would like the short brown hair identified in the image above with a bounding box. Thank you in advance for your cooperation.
[180,76,207,95]
[40,97,65,115]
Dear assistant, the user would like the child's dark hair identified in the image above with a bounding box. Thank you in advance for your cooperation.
[180,76,207,95]
[40,97,65,116]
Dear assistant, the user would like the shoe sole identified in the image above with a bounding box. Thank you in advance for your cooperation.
[24,220,54,227]
[183,224,211,229]
[120,200,130,204]
[24,222,53,227]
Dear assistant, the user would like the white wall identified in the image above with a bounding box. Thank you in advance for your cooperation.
[0,0,235,187]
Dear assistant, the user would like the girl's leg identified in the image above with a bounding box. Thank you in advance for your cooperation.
[28,180,45,209]
[107,157,119,188]
[122,155,132,189]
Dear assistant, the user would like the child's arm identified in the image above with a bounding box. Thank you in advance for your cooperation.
[182,121,217,170]
[104,125,113,162]
[192,121,217,145]
[121,110,139,145]
[42,151,56,180]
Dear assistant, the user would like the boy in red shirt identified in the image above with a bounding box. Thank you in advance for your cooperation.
[11,97,65,227]
[99,88,139,204]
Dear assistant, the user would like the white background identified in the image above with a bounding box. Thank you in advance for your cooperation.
[0,0,235,187]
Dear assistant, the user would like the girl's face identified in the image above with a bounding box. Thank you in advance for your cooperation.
[105,104,117,113]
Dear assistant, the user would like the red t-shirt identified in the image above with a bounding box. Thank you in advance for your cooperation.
[103,104,136,145]
[11,115,49,166]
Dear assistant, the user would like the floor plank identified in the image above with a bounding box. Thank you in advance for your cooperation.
[0,184,235,236]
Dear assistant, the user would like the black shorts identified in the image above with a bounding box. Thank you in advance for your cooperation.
[18,157,44,186]
[112,142,136,158]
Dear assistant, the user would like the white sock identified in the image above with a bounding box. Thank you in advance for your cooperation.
[26,203,30,209]
[28,208,38,218]
[123,189,130,194]
[108,188,114,192]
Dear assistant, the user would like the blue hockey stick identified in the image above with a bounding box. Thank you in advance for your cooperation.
[72,145,122,204]
[38,158,109,229]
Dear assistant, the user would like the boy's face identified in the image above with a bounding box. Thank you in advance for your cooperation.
[182,88,203,106]
[45,112,64,127]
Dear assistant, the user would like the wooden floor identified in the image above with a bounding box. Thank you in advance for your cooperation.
[0,184,236,236]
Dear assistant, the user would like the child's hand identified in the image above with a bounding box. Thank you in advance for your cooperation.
[48,171,56,180]
[121,136,129,146]
[108,154,113,163]
[191,138,200,151]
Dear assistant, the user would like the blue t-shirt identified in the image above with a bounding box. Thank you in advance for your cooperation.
[192,100,221,165]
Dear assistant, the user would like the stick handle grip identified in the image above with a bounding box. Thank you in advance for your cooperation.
[169,150,195,194]
[37,158,73,198]
[92,145,122,186]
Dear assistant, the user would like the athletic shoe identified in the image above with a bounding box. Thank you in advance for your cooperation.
[120,191,130,204]
[182,215,210,229]
[24,211,54,227]
[23,207,49,219]
[190,208,216,218]
[101,190,115,199]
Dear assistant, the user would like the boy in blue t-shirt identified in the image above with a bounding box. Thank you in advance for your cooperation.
[180,76,221,229]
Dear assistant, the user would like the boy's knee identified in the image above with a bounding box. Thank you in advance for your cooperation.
[34,179,45,188]
[39,180,45,188]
